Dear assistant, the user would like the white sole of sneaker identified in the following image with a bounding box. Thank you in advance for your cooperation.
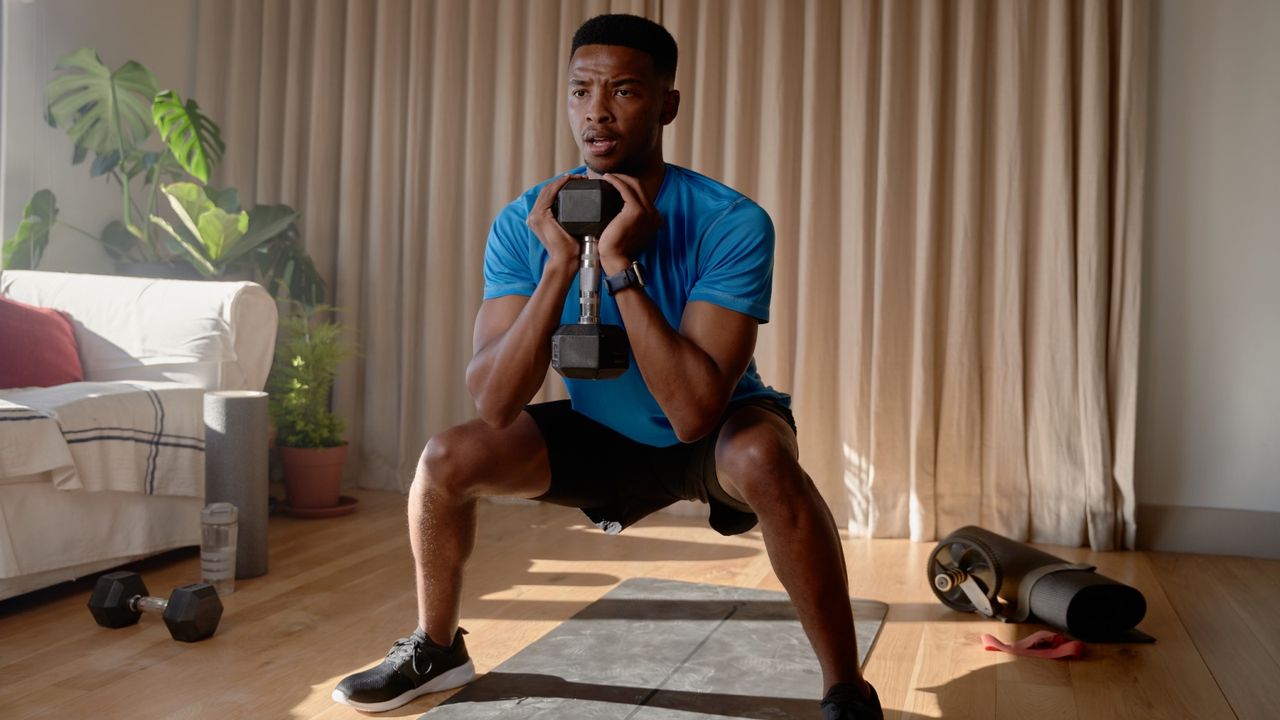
[331,659,476,713]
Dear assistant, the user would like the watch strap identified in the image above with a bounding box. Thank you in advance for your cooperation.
[605,261,645,295]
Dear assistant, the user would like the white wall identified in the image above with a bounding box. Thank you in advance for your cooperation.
[1139,0,1280,513]
[0,0,198,273]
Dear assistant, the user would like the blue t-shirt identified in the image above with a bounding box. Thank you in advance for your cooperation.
[483,163,790,447]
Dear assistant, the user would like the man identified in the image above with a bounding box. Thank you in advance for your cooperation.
[333,14,883,720]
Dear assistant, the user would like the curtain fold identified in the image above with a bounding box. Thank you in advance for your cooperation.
[196,0,1147,549]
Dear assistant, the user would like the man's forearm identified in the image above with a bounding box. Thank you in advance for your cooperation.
[466,261,576,427]
[611,287,732,442]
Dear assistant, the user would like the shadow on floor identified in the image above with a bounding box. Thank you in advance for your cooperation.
[428,668,976,719]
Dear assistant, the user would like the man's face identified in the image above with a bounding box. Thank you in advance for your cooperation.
[567,44,678,176]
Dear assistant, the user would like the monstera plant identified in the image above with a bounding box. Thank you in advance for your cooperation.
[2,48,324,306]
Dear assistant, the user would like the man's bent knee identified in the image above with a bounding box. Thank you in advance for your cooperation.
[415,423,484,500]
[413,415,551,500]
[715,422,805,510]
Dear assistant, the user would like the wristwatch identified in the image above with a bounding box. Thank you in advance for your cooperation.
[605,261,646,296]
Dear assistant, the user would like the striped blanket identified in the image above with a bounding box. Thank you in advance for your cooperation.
[0,381,205,496]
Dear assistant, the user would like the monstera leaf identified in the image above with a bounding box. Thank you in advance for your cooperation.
[45,48,157,161]
[252,224,327,307]
[238,205,299,259]
[2,190,59,269]
[152,90,225,183]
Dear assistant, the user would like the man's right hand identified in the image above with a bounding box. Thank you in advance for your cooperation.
[526,174,585,271]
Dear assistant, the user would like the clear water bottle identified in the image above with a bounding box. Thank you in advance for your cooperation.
[200,502,239,595]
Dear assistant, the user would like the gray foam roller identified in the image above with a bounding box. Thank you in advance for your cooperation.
[204,390,270,578]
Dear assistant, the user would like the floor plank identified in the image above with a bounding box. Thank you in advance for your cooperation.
[1149,552,1280,720]
[1,489,1276,719]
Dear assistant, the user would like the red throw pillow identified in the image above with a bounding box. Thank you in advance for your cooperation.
[0,295,85,389]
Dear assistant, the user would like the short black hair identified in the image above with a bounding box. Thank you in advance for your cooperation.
[571,14,678,81]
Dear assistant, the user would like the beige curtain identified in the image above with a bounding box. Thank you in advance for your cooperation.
[196,0,1148,550]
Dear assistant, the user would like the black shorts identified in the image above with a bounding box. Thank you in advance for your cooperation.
[524,396,797,536]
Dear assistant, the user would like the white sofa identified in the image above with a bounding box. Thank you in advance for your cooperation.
[0,270,277,600]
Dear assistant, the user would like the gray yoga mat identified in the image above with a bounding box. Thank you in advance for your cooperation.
[423,577,888,719]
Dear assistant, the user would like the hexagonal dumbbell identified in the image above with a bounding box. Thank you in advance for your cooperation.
[550,178,631,380]
[88,571,223,642]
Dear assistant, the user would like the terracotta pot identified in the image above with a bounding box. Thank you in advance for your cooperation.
[279,444,348,509]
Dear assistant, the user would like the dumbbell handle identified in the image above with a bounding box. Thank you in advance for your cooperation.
[129,594,169,615]
[578,234,600,325]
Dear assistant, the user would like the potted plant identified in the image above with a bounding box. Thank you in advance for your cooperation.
[1,47,325,306]
[268,304,350,511]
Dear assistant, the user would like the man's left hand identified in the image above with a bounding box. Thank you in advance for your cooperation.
[598,173,662,273]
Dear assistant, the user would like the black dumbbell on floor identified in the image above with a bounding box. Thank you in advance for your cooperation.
[551,178,630,380]
[88,571,223,642]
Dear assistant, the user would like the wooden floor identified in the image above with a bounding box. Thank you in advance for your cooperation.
[2,488,1277,720]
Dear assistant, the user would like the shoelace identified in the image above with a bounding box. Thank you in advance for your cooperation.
[385,636,432,675]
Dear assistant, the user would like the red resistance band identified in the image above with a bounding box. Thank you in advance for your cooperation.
[982,631,1085,660]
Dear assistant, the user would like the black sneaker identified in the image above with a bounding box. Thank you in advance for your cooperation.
[331,628,475,712]
[820,681,884,720]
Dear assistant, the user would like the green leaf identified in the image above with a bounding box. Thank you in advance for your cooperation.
[243,204,298,245]
[46,48,157,156]
[286,251,327,307]
[252,227,327,306]
[151,214,218,277]
[161,181,216,240]
[195,206,250,261]
[90,149,120,177]
[2,190,58,270]
[121,150,161,179]
[101,220,134,256]
[152,90,224,183]
[100,220,141,261]
[218,203,297,266]
[157,182,249,267]
[147,152,186,183]
[205,186,242,214]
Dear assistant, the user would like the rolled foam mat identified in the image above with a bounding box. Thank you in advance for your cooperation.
[422,577,888,719]
[928,525,1150,641]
